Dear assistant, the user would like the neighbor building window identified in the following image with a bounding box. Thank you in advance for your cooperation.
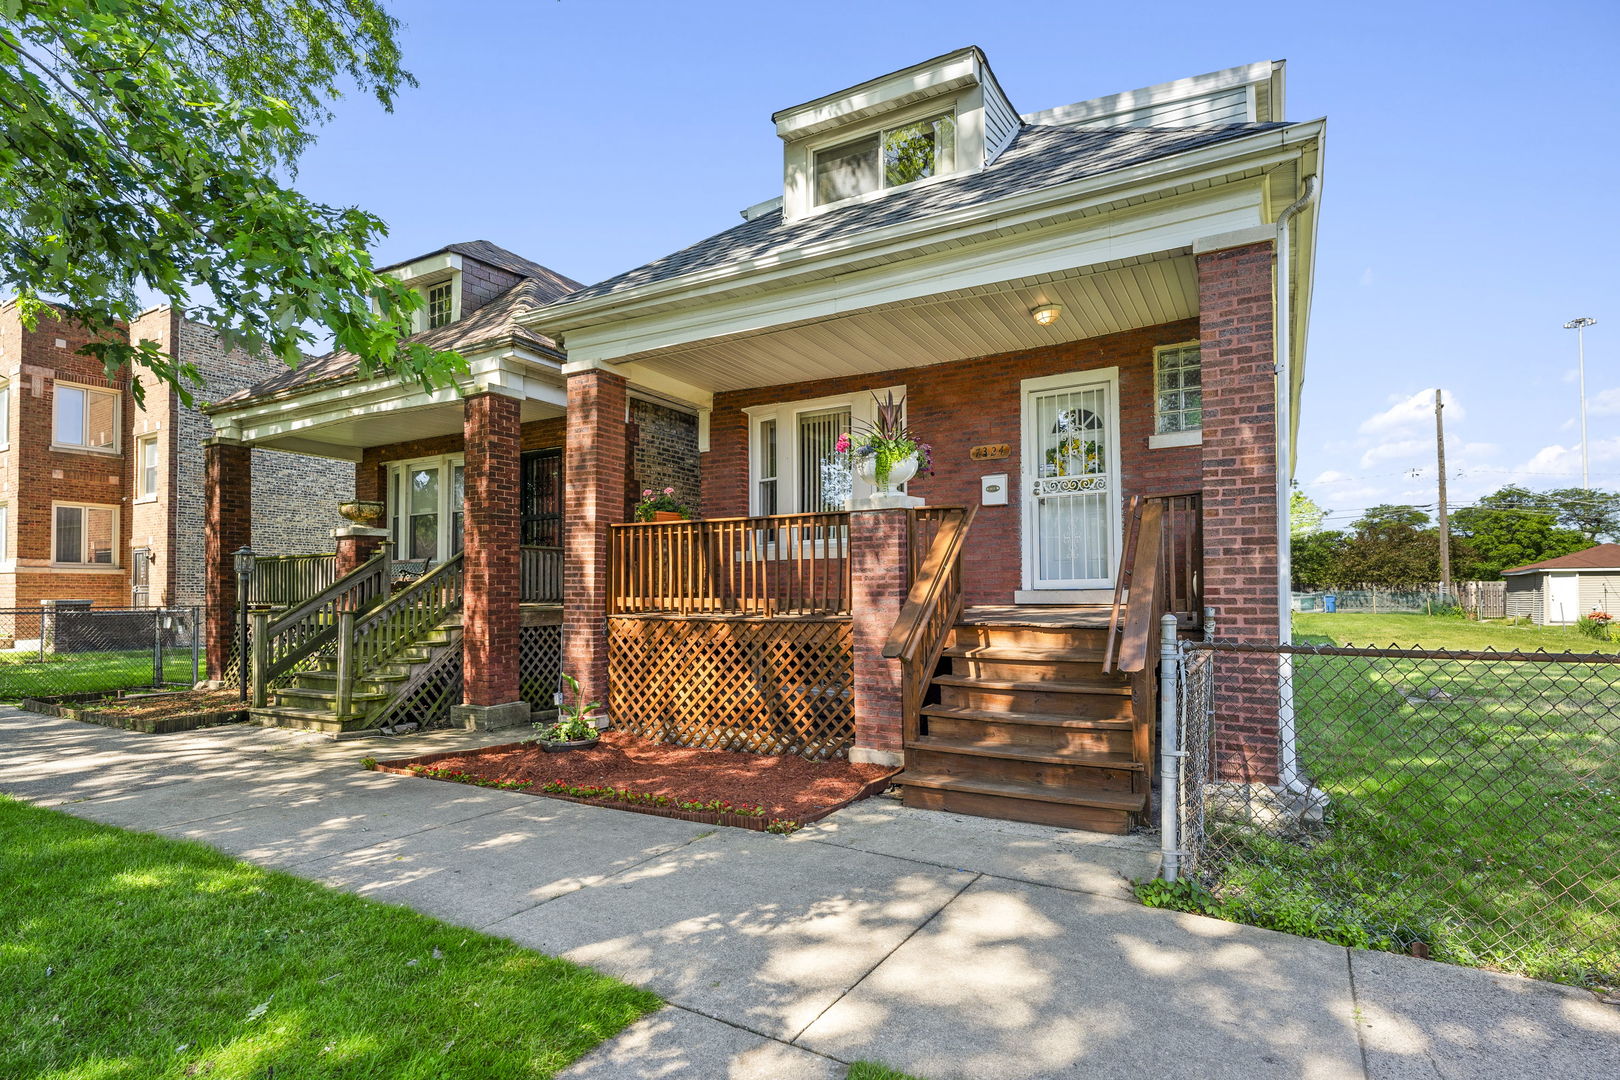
[54,503,117,565]
[0,379,10,448]
[813,111,957,206]
[1153,343,1203,435]
[53,382,119,451]
[0,502,8,559]
[426,281,455,328]
[135,434,159,498]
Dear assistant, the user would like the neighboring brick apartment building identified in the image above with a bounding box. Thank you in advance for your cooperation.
[0,301,353,611]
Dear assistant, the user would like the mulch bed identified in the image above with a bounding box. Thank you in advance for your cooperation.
[22,689,245,734]
[376,730,899,833]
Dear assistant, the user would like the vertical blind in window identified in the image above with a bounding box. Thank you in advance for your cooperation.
[797,408,851,513]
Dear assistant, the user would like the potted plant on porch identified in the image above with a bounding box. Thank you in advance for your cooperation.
[635,486,691,522]
[531,673,602,752]
[837,391,933,498]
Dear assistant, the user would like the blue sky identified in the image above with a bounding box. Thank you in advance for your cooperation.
[292,0,1619,527]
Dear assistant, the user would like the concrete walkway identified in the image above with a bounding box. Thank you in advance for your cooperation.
[3,707,1615,1080]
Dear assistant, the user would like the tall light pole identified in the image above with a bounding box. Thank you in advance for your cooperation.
[1565,317,1596,489]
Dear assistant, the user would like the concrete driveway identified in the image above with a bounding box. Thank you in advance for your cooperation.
[2,706,1615,1079]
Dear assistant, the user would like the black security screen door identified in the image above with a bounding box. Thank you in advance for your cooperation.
[521,449,563,546]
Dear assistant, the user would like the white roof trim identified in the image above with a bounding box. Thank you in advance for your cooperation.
[1502,565,1620,576]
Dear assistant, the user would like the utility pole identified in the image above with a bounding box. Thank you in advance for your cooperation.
[1564,317,1596,488]
[1435,389,1452,603]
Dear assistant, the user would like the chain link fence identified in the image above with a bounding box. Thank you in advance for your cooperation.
[1174,639,1619,990]
[0,607,203,704]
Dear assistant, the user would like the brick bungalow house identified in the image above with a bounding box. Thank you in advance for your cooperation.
[205,51,1324,833]
[0,301,352,614]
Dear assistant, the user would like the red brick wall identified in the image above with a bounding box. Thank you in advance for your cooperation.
[353,418,567,504]
[849,509,910,760]
[563,369,628,707]
[1196,240,1282,783]
[704,319,1203,604]
[461,394,522,706]
[204,439,251,678]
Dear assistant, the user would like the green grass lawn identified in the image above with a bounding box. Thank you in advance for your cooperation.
[0,796,660,1079]
[0,648,204,703]
[1188,612,1619,989]
[1294,611,1620,653]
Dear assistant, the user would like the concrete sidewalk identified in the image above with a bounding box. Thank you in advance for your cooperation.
[2,707,1615,1080]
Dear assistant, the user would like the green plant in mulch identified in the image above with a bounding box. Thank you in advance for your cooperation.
[0,796,659,1078]
[531,672,600,744]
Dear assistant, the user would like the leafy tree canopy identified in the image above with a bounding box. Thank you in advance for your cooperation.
[1290,528,1347,590]
[1451,488,1593,579]
[1,0,461,402]
[1289,490,1328,538]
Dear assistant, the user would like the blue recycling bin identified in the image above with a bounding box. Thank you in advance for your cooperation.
[1324,594,1337,613]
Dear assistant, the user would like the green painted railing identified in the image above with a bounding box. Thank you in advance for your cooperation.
[521,545,562,603]
[250,553,390,707]
[340,554,466,714]
[247,553,338,609]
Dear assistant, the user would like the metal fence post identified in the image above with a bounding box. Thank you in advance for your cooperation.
[1158,613,1181,883]
[191,606,201,686]
[152,610,164,688]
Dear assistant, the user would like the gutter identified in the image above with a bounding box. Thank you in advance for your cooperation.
[1274,173,1319,795]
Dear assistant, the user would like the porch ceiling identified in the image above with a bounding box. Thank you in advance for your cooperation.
[615,252,1197,394]
[252,398,565,459]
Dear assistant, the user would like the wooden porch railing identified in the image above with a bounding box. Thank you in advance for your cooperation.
[340,554,466,715]
[610,512,852,617]
[881,505,978,748]
[520,545,562,603]
[250,553,390,706]
[248,553,338,609]
[1103,489,1203,675]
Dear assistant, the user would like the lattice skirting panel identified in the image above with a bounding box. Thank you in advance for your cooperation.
[520,625,563,711]
[608,616,854,759]
[383,642,463,730]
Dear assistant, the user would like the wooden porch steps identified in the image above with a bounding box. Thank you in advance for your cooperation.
[896,612,1152,835]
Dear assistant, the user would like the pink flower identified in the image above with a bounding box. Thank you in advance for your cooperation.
[664,486,676,495]
[642,489,653,498]
[835,433,852,454]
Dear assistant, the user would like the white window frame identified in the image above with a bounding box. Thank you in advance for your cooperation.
[51,501,120,567]
[52,380,121,454]
[134,432,160,501]
[0,378,10,450]
[387,453,465,563]
[745,384,906,516]
[413,273,461,332]
[805,102,961,213]
[1148,341,1204,449]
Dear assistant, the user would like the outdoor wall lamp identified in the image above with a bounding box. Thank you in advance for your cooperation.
[1031,303,1063,326]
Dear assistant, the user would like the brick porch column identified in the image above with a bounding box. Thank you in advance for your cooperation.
[1196,237,1282,783]
[203,437,251,681]
[563,365,628,712]
[849,508,910,767]
[452,391,527,730]
[332,526,387,577]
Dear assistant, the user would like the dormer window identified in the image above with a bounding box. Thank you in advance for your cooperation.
[426,281,455,328]
[813,111,957,206]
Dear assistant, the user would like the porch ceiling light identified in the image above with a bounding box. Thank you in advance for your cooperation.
[1031,303,1063,326]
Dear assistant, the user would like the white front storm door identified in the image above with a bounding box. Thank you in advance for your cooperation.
[1021,369,1122,593]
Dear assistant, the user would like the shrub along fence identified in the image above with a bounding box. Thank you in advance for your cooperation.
[0,607,203,703]
[1168,636,1619,990]
[1292,580,1507,619]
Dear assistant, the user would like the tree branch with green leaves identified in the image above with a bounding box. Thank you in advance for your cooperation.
[0,0,463,405]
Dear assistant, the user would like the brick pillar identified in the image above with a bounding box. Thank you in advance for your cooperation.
[563,366,628,711]
[204,437,251,680]
[332,527,387,577]
[1197,239,1281,783]
[453,392,526,729]
[849,508,910,766]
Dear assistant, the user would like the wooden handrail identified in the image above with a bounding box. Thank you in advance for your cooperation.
[247,553,338,608]
[1103,489,1204,674]
[351,553,465,674]
[253,553,390,704]
[1114,500,1165,673]
[882,506,977,754]
[520,545,562,603]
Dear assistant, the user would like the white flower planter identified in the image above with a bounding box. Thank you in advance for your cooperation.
[855,451,920,498]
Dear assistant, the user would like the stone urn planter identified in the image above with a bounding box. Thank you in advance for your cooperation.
[855,451,921,498]
[338,500,386,527]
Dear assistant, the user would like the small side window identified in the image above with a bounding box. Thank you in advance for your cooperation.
[426,281,455,328]
[1153,344,1203,435]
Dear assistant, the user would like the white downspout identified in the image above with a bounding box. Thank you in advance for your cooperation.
[1274,174,1318,794]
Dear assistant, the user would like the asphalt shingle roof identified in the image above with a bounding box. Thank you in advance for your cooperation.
[555,122,1287,306]
[213,243,580,408]
[1502,544,1620,575]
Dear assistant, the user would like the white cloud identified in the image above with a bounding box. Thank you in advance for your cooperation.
[1357,389,1464,436]
[1359,438,1428,468]
[1588,387,1620,416]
